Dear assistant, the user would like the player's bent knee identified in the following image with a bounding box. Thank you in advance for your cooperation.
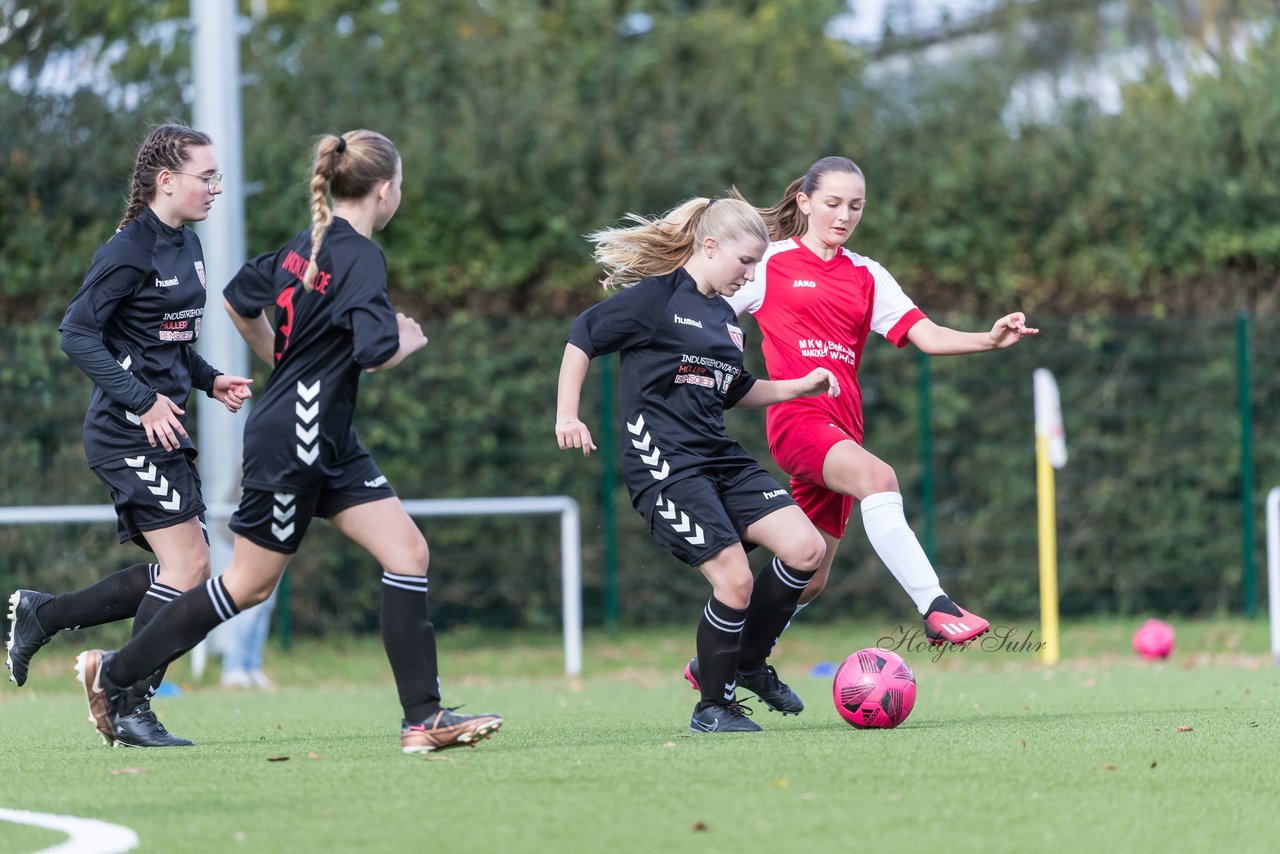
[718,583,752,611]
[384,533,430,578]
[867,461,900,495]
[775,530,826,573]
[163,558,212,590]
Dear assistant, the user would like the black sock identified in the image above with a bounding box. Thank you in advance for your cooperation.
[108,577,239,688]
[381,572,440,723]
[925,594,961,617]
[738,557,815,671]
[35,563,158,635]
[695,596,746,707]
[131,581,181,694]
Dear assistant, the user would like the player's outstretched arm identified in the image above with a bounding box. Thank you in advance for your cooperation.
[907,313,1038,355]
[736,368,840,409]
[555,343,597,456]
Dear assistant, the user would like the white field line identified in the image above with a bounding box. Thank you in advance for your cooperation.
[0,807,138,853]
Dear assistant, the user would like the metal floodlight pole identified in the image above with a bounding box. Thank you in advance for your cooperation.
[191,0,249,675]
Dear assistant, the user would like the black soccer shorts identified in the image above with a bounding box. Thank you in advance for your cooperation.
[230,450,396,554]
[92,449,208,550]
[635,462,797,567]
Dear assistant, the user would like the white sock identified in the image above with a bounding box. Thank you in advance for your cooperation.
[860,492,945,615]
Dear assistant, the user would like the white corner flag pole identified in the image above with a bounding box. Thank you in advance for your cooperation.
[1034,369,1067,665]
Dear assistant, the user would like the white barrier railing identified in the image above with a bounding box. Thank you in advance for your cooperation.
[0,496,583,676]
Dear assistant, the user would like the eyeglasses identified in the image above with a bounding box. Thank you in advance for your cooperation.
[171,171,224,192]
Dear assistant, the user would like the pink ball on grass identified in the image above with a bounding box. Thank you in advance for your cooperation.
[1132,619,1175,659]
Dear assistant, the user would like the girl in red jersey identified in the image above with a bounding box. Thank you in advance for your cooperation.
[724,156,1037,692]
[75,130,501,754]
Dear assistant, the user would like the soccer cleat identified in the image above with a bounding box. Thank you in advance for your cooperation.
[112,702,194,748]
[401,708,503,754]
[75,649,184,747]
[6,589,55,687]
[684,657,804,715]
[736,664,805,715]
[923,595,990,646]
[683,657,701,692]
[689,700,762,733]
[76,649,122,746]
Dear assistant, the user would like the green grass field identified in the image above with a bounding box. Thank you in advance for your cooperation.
[2,616,1278,853]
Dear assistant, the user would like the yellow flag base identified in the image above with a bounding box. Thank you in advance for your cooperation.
[1036,436,1060,665]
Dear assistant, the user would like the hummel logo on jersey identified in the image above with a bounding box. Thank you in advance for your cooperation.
[627,414,670,480]
[295,380,321,465]
[762,489,786,500]
[793,279,817,288]
[155,275,179,288]
[673,314,703,328]
[364,475,388,488]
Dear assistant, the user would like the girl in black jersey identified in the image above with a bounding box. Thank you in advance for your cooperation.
[75,130,502,754]
[5,124,252,747]
[556,197,840,733]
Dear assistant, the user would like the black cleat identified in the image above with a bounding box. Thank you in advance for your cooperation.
[113,702,194,748]
[690,700,762,733]
[737,664,804,715]
[6,589,54,687]
[685,657,804,715]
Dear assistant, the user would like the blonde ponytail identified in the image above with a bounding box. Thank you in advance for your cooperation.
[588,197,767,289]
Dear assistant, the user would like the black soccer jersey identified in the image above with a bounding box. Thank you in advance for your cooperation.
[59,208,219,466]
[567,268,758,501]
[224,217,400,492]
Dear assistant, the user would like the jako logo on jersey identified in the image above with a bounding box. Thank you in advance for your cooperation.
[194,260,206,288]
[674,314,703,328]
[762,489,787,500]
[364,475,388,488]
[155,275,179,288]
[793,279,817,288]
[726,323,743,352]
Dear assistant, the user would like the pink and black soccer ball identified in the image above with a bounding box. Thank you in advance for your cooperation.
[1133,619,1175,659]
[832,648,917,729]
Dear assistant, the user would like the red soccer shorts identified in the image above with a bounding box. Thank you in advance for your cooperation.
[767,406,860,539]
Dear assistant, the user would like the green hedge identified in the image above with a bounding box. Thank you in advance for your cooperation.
[3,314,1277,633]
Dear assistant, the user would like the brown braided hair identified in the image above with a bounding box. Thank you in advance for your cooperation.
[758,156,863,241]
[119,124,214,230]
[304,130,400,290]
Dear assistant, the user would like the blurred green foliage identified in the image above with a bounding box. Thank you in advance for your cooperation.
[2,1,1279,630]
[3,0,1277,320]
[3,314,1278,631]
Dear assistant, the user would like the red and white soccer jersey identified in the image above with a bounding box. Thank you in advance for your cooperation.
[725,238,926,536]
